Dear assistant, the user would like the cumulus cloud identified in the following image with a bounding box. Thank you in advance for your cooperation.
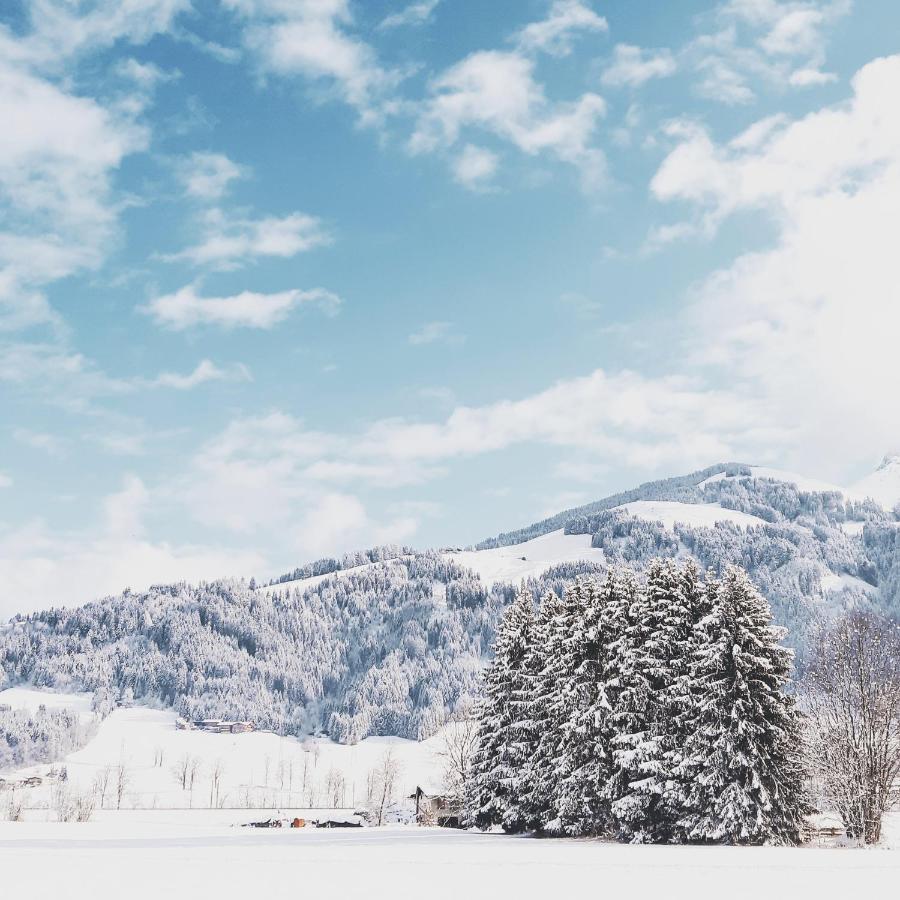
[164,209,331,269]
[411,50,607,189]
[602,44,677,87]
[223,0,399,126]
[0,57,146,330]
[143,284,342,329]
[651,53,900,474]
[178,151,246,200]
[687,0,849,104]
[452,144,499,190]
[0,481,266,617]
[513,0,608,57]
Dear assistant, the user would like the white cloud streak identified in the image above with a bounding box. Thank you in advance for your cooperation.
[143,284,342,330]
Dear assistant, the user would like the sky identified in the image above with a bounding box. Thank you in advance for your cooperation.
[2,0,900,615]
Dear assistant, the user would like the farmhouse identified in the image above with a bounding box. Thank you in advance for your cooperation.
[176,718,255,734]
[411,786,462,828]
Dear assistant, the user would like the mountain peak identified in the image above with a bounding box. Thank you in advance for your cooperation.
[851,454,900,509]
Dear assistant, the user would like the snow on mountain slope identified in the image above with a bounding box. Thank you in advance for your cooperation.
[851,454,900,510]
[748,467,848,496]
[1,703,448,806]
[443,529,604,587]
[612,500,768,531]
[0,687,94,721]
[258,557,412,597]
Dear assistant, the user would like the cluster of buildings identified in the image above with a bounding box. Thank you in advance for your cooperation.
[175,718,254,734]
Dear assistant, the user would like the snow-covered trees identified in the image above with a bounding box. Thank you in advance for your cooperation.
[0,704,93,769]
[674,566,807,845]
[469,587,537,832]
[472,561,806,845]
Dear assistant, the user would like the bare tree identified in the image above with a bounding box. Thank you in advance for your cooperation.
[367,749,400,826]
[801,610,900,843]
[187,756,201,807]
[115,760,130,810]
[325,767,346,807]
[437,706,478,823]
[93,764,113,809]
[209,759,225,809]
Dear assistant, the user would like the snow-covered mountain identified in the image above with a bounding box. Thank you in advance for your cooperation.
[2,460,898,754]
[851,454,900,510]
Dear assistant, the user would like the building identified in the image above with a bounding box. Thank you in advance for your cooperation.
[410,786,462,828]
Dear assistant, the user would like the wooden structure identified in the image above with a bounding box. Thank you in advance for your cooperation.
[411,786,462,828]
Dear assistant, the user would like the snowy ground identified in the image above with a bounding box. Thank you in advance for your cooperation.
[445,530,605,587]
[611,499,768,530]
[0,700,449,809]
[2,820,899,900]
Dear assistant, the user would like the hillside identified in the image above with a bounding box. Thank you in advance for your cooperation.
[2,461,898,750]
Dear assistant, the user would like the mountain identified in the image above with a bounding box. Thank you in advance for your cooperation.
[851,454,900,511]
[2,461,898,751]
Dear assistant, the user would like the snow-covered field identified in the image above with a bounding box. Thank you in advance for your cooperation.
[0,686,95,720]
[0,700,448,808]
[2,820,899,900]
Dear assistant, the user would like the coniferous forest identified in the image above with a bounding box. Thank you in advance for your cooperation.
[469,560,809,845]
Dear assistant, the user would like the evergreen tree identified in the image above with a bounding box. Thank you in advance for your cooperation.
[555,573,619,835]
[519,585,578,831]
[674,566,807,845]
[469,585,537,832]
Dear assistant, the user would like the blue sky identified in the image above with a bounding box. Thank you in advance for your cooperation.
[2,0,899,613]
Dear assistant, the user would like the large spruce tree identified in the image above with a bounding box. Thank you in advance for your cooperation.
[469,585,537,832]
[673,566,807,845]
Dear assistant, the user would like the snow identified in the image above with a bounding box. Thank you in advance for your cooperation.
[850,455,900,510]
[819,571,876,594]
[612,500,768,531]
[445,530,604,587]
[0,687,94,721]
[258,557,412,596]
[697,470,728,487]
[748,466,848,496]
[1,820,899,900]
[1,702,447,802]
[840,520,866,536]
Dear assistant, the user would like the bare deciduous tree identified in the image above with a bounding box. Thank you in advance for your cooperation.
[209,759,225,809]
[801,610,900,844]
[115,760,130,810]
[437,706,478,823]
[93,764,113,809]
[367,749,400,826]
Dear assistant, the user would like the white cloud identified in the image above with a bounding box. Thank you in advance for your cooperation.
[0,58,146,330]
[411,50,607,189]
[223,0,398,126]
[0,473,12,489]
[513,1,608,58]
[651,54,900,474]
[0,491,266,617]
[378,0,440,31]
[602,44,677,88]
[686,1,849,104]
[408,321,464,346]
[179,152,246,200]
[452,144,499,189]
[0,0,187,71]
[165,209,331,269]
[143,284,342,330]
[149,359,252,389]
[12,427,66,457]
